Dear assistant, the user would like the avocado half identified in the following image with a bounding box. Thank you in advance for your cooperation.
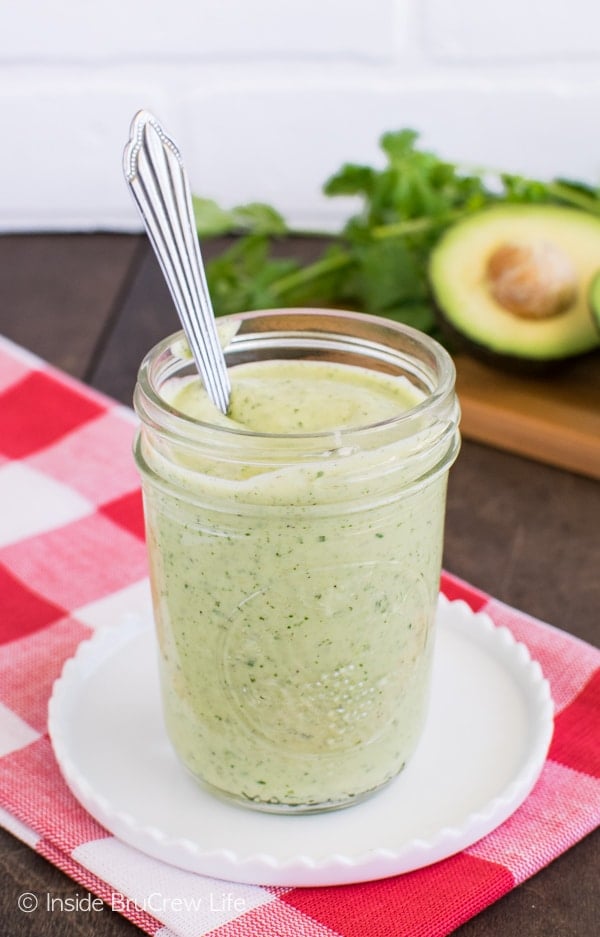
[429,204,600,369]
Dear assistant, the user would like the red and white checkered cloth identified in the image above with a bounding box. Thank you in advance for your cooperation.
[0,333,598,937]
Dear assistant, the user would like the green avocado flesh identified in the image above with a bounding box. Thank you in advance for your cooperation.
[589,270,600,335]
[429,205,600,362]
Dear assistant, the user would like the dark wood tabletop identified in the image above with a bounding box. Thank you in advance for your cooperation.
[0,233,598,937]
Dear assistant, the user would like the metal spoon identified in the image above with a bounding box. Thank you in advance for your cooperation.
[123,110,231,413]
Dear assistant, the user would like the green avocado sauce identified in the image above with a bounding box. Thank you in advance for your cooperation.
[142,359,445,808]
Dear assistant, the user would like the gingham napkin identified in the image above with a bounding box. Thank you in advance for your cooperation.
[0,333,598,937]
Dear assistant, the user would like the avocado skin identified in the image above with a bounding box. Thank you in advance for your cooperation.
[428,205,600,372]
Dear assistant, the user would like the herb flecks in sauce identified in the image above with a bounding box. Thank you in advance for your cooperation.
[144,359,446,808]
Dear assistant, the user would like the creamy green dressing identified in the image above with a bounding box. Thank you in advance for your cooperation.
[174,359,421,433]
[141,358,446,809]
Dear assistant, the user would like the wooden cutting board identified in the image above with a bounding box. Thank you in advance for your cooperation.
[453,351,600,481]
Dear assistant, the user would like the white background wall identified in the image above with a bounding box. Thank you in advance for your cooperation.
[1,0,600,232]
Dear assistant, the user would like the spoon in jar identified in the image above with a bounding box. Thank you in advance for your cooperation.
[123,110,231,414]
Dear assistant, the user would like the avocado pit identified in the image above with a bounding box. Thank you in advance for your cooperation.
[485,240,577,319]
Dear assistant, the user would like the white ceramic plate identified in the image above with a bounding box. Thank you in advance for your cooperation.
[48,595,553,887]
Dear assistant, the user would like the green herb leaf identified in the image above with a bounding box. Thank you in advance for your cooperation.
[379,129,420,161]
[231,202,288,235]
[353,238,424,314]
[192,197,288,237]
[323,164,376,199]
[206,234,302,316]
[192,197,237,237]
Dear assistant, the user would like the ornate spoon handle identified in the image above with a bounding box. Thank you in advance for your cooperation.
[123,110,230,413]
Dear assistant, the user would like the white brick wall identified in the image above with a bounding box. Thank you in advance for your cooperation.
[0,1,397,61]
[1,0,599,232]
[425,0,600,61]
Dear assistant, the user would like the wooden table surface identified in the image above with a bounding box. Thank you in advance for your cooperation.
[0,233,598,937]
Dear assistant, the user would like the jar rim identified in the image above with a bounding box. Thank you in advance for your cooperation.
[135,308,457,444]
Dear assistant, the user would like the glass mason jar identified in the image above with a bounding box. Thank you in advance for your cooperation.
[134,308,460,813]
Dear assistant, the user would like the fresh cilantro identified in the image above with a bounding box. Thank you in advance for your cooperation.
[192,197,288,237]
[195,129,600,334]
